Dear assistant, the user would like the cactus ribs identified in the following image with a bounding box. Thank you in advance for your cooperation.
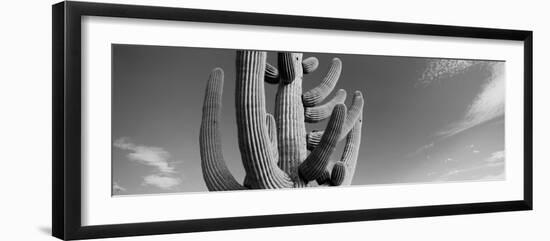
[200,50,364,190]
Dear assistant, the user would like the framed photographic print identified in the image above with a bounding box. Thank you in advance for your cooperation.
[52,1,533,240]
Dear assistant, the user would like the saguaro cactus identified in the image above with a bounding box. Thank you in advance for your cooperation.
[199,50,364,190]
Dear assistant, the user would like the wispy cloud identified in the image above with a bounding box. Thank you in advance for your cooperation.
[112,182,127,193]
[467,144,481,154]
[485,150,505,167]
[437,62,505,138]
[443,157,456,163]
[408,142,435,158]
[436,150,505,181]
[409,61,504,160]
[142,174,181,190]
[114,138,176,173]
[486,150,505,163]
[417,59,476,87]
[114,137,182,191]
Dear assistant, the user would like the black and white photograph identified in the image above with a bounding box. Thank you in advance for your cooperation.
[111,45,505,195]
[1,0,544,240]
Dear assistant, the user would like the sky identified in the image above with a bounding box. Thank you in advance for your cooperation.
[111,44,505,196]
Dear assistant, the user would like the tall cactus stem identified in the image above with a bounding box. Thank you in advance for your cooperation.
[275,52,309,186]
[235,51,293,189]
[278,52,302,84]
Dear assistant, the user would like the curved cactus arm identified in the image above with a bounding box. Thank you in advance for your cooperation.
[199,68,246,191]
[341,91,364,138]
[315,168,331,185]
[302,58,342,107]
[266,113,279,163]
[306,91,364,150]
[305,89,346,123]
[236,51,293,189]
[265,62,279,84]
[330,162,345,186]
[306,130,323,151]
[298,104,346,182]
[338,115,363,185]
[302,56,319,74]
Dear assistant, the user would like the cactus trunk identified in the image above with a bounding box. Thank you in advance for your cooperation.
[235,51,292,189]
[274,53,309,186]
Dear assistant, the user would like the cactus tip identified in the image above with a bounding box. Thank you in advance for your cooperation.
[330,162,345,186]
[333,103,347,114]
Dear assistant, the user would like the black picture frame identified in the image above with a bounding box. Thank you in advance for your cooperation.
[52,1,533,240]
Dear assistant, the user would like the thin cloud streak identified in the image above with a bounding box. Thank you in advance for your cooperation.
[486,150,505,162]
[142,174,181,190]
[112,182,127,193]
[408,142,435,158]
[408,61,504,160]
[114,137,183,191]
[438,62,505,138]
[436,150,505,181]
[114,137,177,173]
[485,150,505,167]
[417,59,476,87]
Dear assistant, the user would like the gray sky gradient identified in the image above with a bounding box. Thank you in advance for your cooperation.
[111,44,505,195]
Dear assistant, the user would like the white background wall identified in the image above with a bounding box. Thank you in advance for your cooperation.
[0,0,547,240]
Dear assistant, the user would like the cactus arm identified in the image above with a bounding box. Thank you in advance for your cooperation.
[330,162,345,186]
[341,91,364,139]
[338,115,363,185]
[306,91,364,150]
[298,104,346,181]
[199,68,246,191]
[302,56,319,74]
[316,168,331,185]
[306,130,323,151]
[304,89,347,123]
[266,113,279,163]
[302,58,342,107]
[265,62,279,84]
[235,51,293,189]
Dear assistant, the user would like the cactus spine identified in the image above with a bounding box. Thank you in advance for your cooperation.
[199,50,365,190]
